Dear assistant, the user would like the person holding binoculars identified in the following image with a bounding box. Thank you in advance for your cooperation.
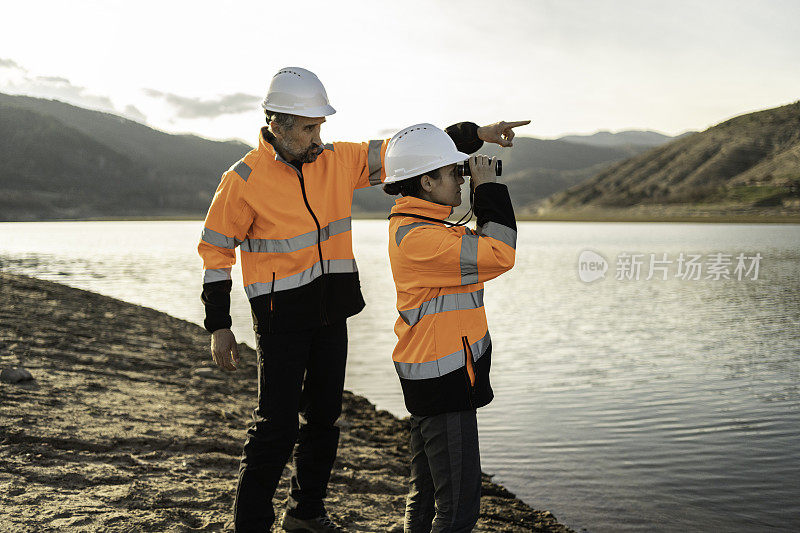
[383,120,528,532]
[200,60,527,533]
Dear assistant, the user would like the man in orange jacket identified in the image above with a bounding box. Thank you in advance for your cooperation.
[383,122,525,532]
[198,66,527,532]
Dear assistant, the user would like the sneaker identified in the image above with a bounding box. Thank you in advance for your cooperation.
[281,512,345,532]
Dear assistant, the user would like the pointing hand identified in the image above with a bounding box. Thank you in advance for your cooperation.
[477,120,531,147]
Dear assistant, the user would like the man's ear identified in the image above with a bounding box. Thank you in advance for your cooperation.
[420,174,433,192]
[268,119,281,136]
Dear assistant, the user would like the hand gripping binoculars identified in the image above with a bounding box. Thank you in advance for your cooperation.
[456,157,502,178]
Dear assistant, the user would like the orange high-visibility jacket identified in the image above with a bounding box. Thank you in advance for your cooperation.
[198,123,483,334]
[198,127,388,332]
[388,183,516,416]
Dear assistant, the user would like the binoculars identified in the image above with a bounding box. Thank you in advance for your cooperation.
[456,157,502,178]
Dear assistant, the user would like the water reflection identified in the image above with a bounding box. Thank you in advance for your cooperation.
[1,220,799,532]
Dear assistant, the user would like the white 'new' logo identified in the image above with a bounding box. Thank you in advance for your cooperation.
[578,250,608,283]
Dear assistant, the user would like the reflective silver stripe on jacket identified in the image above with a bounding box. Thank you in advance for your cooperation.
[460,234,479,284]
[244,259,358,298]
[395,221,437,246]
[481,221,517,249]
[233,160,252,182]
[241,217,352,254]
[368,139,383,186]
[201,227,242,249]
[394,330,492,380]
[203,268,232,283]
[399,289,484,326]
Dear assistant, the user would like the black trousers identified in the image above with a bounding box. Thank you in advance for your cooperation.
[405,410,481,533]
[233,320,348,532]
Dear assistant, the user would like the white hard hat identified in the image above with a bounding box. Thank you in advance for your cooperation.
[384,124,469,184]
[261,67,336,117]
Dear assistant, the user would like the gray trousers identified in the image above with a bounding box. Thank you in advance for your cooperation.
[404,410,481,533]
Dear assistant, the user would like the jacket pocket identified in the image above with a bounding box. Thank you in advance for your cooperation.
[461,336,476,408]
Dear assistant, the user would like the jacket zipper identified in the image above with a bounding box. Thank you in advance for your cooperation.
[462,335,476,409]
[268,272,276,333]
[296,172,330,326]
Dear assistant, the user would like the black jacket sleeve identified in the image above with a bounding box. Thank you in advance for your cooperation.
[445,122,484,154]
[473,182,517,231]
[201,280,233,333]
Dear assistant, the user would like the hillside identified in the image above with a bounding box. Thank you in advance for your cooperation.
[538,102,800,215]
[358,135,654,215]
[0,106,155,220]
[8,92,787,222]
[481,137,655,210]
[0,93,249,185]
[0,94,250,221]
[10,94,788,220]
[1,93,653,220]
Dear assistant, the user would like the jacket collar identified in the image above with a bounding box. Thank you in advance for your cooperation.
[258,126,314,176]
[258,126,299,167]
[258,126,278,157]
[391,195,454,221]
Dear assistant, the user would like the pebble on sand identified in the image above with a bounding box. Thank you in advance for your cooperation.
[193,367,223,379]
[0,367,34,384]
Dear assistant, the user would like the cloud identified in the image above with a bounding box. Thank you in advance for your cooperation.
[7,75,117,111]
[123,104,147,123]
[0,58,26,71]
[34,75,71,84]
[1,58,251,125]
[144,89,261,118]
[0,58,145,123]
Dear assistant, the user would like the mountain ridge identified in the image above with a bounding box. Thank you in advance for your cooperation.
[557,129,691,148]
[2,92,796,221]
[538,101,800,215]
[1,92,651,220]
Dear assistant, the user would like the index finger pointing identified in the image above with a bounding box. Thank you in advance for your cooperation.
[505,120,531,128]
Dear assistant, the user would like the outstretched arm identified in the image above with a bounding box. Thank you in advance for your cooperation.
[349,121,482,190]
[477,120,531,147]
[348,119,530,189]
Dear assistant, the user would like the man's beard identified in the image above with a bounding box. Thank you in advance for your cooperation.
[281,139,323,163]
[300,144,324,163]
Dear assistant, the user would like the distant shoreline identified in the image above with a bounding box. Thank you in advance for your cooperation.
[2,212,799,224]
[514,212,800,223]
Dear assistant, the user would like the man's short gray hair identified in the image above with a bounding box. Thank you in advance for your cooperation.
[265,111,296,131]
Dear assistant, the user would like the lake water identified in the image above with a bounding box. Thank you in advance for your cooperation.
[1,220,799,532]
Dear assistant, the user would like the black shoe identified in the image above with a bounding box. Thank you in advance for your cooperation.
[281,512,344,532]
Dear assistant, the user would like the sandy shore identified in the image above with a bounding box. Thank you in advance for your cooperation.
[0,272,573,532]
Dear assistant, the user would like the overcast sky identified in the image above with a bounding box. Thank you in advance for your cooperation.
[1,0,798,145]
